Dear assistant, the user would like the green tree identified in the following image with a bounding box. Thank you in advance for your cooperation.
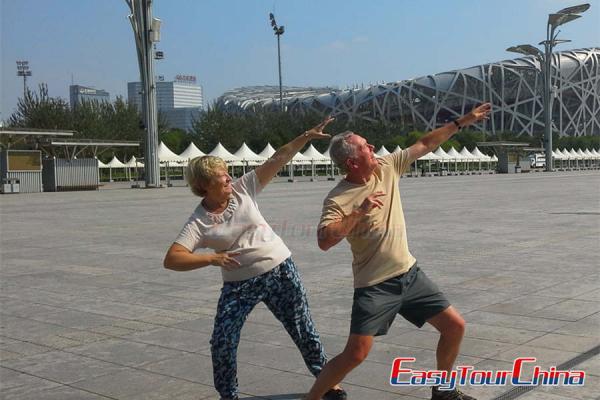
[8,84,71,129]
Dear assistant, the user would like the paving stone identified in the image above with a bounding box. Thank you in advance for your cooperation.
[554,313,600,338]
[525,333,600,353]
[3,384,112,400]
[71,368,204,398]
[534,299,600,321]
[0,370,62,399]
[67,338,188,367]
[1,171,598,399]
[119,326,211,353]
[2,350,125,384]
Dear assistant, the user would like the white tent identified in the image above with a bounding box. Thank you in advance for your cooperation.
[393,146,403,153]
[104,156,126,182]
[583,148,595,159]
[446,146,465,160]
[302,144,329,163]
[179,142,205,161]
[560,148,572,160]
[459,147,477,161]
[471,147,491,162]
[258,143,277,159]
[97,158,108,168]
[416,151,441,175]
[125,156,144,168]
[291,151,311,165]
[158,141,185,164]
[375,145,390,157]
[418,152,441,161]
[322,147,337,179]
[106,156,126,168]
[233,142,266,166]
[124,156,144,181]
[470,146,492,171]
[433,148,452,173]
[552,150,565,160]
[446,146,465,173]
[569,148,582,160]
[208,143,241,164]
[459,147,478,172]
[433,147,452,161]
[302,144,330,180]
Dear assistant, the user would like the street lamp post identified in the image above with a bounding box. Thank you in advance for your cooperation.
[125,0,162,188]
[507,3,590,172]
[16,61,32,100]
[269,13,285,111]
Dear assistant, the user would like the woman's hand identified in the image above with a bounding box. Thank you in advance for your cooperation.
[304,116,335,141]
[212,251,241,270]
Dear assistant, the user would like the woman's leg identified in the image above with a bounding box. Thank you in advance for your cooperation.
[263,258,326,376]
[211,281,260,398]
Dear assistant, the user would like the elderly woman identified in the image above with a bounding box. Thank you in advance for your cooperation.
[163,118,346,400]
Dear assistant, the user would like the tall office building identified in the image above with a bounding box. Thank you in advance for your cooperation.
[69,85,110,109]
[127,75,204,132]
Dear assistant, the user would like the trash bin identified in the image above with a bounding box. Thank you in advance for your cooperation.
[11,179,20,193]
[1,178,11,193]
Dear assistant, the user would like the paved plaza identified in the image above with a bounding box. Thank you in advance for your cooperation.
[1,171,599,400]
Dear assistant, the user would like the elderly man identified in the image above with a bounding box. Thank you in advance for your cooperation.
[305,103,492,400]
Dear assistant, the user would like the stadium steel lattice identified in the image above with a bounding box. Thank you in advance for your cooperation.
[215,48,599,137]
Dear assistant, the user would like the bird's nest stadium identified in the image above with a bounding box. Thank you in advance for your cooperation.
[215,48,599,137]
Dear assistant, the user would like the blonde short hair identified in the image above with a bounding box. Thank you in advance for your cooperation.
[185,155,227,197]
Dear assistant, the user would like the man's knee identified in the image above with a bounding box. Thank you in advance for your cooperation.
[342,336,373,366]
[430,307,466,339]
[442,312,466,339]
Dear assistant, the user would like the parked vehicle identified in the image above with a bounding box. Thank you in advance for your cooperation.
[529,153,546,168]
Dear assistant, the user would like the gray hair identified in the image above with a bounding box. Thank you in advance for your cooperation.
[329,131,358,173]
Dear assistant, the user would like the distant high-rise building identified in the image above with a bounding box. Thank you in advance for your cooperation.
[69,85,110,109]
[127,75,204,132]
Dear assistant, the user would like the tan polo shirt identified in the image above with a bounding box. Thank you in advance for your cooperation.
[319,149,416,288]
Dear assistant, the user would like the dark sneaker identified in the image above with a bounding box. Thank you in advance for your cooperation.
[220,397,239,400]
[323,387,348,400]
[431,386,476,400]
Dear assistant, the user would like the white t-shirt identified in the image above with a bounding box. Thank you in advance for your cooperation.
[175,170,291,282]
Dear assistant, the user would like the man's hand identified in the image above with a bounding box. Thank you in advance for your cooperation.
[304,116,335,141]
[356,191,385,215]
[212,251,241,270]
[460,103,492,127]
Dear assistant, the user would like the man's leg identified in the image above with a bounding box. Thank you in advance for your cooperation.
[426,306,466,373]
[304,334,373,400]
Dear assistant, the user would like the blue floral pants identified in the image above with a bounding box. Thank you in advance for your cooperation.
[210,257,326,399]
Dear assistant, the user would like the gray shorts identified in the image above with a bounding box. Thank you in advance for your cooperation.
[350,263,450,336]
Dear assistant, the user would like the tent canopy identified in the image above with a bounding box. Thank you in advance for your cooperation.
[434,147,452,161]
[179,142,205,160]
[158,141,184,163]
[375,145,390,157]
[233,142,266,163]
[106,155,126,168]
[302,144,330,162]
[208,142,240,163]
[258,143,276,159]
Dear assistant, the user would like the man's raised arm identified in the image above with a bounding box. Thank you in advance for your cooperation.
[407,103,491,162]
